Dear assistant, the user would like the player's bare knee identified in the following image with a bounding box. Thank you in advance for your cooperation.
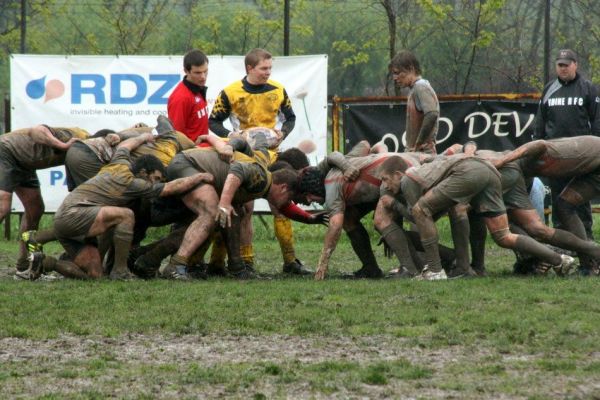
[412,203,431,221]
[490,228,512,247]
[449,204,469,220]
[374,200,392,230]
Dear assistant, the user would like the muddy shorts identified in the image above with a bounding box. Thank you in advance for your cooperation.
[54,205,100,257]
[408,159,505,216]
[0,144,40,192]
[499,167,534,210]
[64,142,104,191]
[561,172,600,205]
[166,153,203,180]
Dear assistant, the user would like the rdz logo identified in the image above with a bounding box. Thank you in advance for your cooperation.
[26,76,65,102]
[26,74,180,105]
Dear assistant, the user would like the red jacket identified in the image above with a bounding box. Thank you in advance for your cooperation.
[167,79,209,142]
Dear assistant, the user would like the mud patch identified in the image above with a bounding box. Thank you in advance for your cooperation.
[2,334,598,399]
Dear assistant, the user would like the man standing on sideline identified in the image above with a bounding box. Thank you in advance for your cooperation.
[389,50,439,154]
[209,48,308,275]
[533,49,600,272]
[167,49,210,143]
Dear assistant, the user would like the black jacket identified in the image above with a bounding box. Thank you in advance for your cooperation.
[533,73,600,139]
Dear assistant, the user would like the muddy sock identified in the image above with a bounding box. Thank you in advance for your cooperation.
[169,253,189,267]
[274,217,296,265]
[379,223,417,274]
[550,229,600,259]
[139,227,185,266]
[469,214,487,272]
[112,223,134,275]
[241,244,254,266]
[554,198,587,240]
[209,232,228,267]
[421,236,443,272]
[450,214,470,272]
[347,225,380,272]
[34,229,57,245]
[223,214,243,266]
[514,235,561,265]
[407,230,449,271]
[54,259,90,280]
[42,255,57,272]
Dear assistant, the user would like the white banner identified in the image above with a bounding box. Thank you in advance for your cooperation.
[9,54,328,212]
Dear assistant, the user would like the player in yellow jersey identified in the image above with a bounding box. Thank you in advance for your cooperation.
[209,48,311,275]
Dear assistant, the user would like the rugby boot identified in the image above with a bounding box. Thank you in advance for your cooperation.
[349,264,384,279]
[156,115,175,135]
[227,260,257,280]
[387,266,416,279]
[347,225,383,279]
[28,252,46,281]
[206,262,227,277]
[283,259,313,275]
[162,263,190,280]
[162,254,191,280]
[413,265,448,281]
[552,254,576,276]
[187,263,208,280]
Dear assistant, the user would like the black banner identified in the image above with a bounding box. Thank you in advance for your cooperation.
[342,100,538,153]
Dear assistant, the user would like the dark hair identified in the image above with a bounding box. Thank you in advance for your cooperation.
[381,156,409,175]
[245,48,272,70]
[92,129,116,138]
[389,50,421,75]
[269,160,294,172]
[132,154,166,177]
[272,168,298,191]
[183,49,209,72]
[298,167,325,199]
[277,148,309,170]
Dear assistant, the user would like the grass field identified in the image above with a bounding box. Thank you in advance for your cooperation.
[1,214,600,399]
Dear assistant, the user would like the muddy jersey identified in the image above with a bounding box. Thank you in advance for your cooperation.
[406,154,500,192]
[79,128,147,163]
[325,152,426,215]
[518,136,600,178]
[131,131,195,167]
[209,77,296,137]
[181,137,272,204]
[58,147,165,210]
[406,79,439,154]
[80,137,118,164]
[0,126,89,169]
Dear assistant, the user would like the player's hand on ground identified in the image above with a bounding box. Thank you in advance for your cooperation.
[216,205,237,228]
[314,265,327,280]
[311,210,329,226]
